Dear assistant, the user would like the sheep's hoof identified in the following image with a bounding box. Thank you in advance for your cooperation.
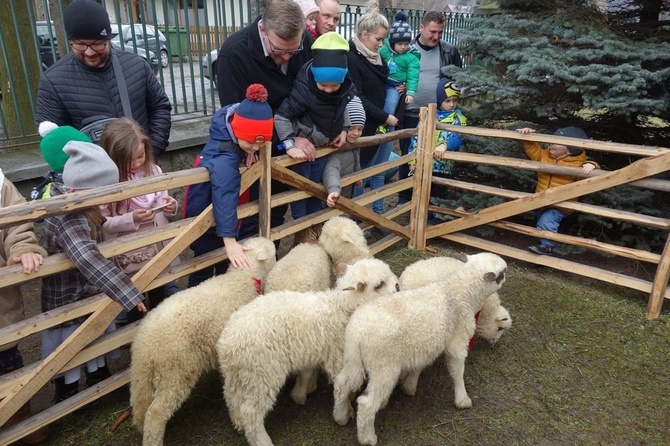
[290,390,307,406]
[333,403,354,426]
[455,396,473,409]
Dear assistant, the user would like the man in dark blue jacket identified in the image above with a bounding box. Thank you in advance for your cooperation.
[35,0,171,159]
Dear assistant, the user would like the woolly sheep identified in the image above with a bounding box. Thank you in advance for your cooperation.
[318,216,371,278]
[265,243,332,294]
[130,237,276,446]
[333,252,507,446]
[399,256,512,345]
[217,258,400,446]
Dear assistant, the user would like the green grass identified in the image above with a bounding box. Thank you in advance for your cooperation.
[38,240,670,446]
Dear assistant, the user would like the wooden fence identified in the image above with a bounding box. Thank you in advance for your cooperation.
[0,104,668,443]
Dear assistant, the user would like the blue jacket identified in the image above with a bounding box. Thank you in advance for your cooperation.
[185,104,247,238]
[408,106,467,175]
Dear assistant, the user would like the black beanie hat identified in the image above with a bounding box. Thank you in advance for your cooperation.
[64,0,112,41]
[389,12,413,47]
[554,127,588,156]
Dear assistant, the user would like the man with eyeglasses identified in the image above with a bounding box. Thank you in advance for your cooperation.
[35,0,171,159]
[216,0,314,248]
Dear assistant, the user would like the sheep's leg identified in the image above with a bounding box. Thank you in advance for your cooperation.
[445,347,472,409]
[356,372,398,446]
[142,389,189,446]
[243,411,274,446]
[333,367,365,426]
[290,369,314,405]
[399,368,423,396]
[307,369,319,393]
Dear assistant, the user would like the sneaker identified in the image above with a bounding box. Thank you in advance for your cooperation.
[528,244,553,255]
[375,124,388,135]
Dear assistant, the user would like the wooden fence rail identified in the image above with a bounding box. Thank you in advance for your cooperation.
[0,107,668,444]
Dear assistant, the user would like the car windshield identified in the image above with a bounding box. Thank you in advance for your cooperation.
[36,24,56,44]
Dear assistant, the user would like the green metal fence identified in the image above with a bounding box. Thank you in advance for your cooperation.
[0,0,478,152]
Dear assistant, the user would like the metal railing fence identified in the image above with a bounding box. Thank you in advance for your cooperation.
[0,0,479,152]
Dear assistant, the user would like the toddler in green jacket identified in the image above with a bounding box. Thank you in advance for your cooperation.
[378,11,421,134]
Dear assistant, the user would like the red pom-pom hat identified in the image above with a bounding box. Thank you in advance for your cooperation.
[231,84,274,143]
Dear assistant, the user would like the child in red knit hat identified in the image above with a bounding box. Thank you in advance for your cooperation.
[184,84,274,287]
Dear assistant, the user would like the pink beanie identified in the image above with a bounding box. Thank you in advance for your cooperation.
[295,0,319,18]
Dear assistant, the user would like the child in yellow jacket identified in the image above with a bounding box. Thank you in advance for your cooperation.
[516,127,598,255]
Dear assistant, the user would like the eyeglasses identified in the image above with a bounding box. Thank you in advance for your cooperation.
[266,34,303,56]
[70,41,108,52]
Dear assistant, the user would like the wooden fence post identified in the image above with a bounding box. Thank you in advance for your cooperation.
[259,141,272,238]
[409,104,436,250]
[647,233,670,319]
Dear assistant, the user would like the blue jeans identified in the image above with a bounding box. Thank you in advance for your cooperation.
[384,84,401,117]
[536,208,567,248]
[290,157,327,219]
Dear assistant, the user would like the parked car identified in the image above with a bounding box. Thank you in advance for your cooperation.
[110,23,169,68]
[35,21,159,75]
[202,49,218,87]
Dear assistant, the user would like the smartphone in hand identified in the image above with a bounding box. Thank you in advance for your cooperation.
[152,202,170,212]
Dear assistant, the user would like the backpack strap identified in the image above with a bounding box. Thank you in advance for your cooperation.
[112,53,132,118]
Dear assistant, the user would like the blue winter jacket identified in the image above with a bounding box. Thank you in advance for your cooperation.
[185,104,248,238]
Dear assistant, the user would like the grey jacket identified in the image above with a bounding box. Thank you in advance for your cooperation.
[323,147,361,196]
[36,50,172,154]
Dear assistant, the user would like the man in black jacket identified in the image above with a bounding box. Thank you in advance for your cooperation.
[216,0,314,241]
[35,0,171,159]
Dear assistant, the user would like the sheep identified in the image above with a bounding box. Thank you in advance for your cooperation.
[129,237,276,446]
[333,252,507,446]
[217,258,400,446]
[264,243,332,294]
[399,256,512,345]
[318,216,371,278]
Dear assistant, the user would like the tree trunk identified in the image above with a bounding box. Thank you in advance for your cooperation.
[0,2,41,145]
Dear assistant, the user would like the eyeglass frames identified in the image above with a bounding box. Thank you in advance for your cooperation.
[265,34,303,56]
[70,41,108,52]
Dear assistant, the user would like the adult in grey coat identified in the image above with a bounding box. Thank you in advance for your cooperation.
[35,0,171,159]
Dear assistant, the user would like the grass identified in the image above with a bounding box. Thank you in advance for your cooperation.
[32,239,670,446]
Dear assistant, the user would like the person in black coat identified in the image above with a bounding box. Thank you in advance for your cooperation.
[346,2,398,215]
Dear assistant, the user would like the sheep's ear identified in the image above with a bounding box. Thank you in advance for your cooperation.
[341,233,354,244]
[256,250,271,262]
[356,282,366,292]
[342,286,355,291]
[454,252,468,263]
[483,272,497,282]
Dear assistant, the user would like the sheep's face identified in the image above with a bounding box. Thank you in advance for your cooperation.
[476,306,512,346]
[339,258,399,297]
[239,237,277,271]
[466,253,507,290]
[319,217,368,253]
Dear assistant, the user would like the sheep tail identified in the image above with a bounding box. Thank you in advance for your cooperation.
[339,339,367,393]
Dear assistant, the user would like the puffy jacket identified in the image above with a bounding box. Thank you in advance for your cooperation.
[379,39,421,97]
[36,50,172,154]
[185,104,248,238]
[274,62,355,147]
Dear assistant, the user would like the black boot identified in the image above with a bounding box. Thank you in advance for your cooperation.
[53,377,79,403]
[85,364,111,387]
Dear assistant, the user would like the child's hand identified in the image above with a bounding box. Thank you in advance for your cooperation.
[326,192,340,208]
[13,252,44,274]
[244,153,259,168]
[395,83,407,94]
[136,301,148,313]
[331,130,347,148]
[133,209,155,224]
[386,115,398,127]
[355,180,363,188]
[163,197,178,215]
[516,128,536,134]
[582,163,596,174]
[408,165,416,176]
[224,237,252,269]
[287,147,307,160]
[433,143,447,160]
[405,95,414,104]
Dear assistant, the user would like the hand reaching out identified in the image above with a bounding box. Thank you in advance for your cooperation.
[327,192,340,208]
[13,252,44,274]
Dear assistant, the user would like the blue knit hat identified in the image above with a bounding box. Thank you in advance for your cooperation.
[310,32,349,84]
[436,78,461,105]
[389,12,413,47]
[230,84,274,142]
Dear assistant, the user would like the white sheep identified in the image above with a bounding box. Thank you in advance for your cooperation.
[333,252,507,446]
[129,237,276,446]
[217,258,400,446]
[318,216,371,278]
[399,256,512,345]
[264,243,332,294]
